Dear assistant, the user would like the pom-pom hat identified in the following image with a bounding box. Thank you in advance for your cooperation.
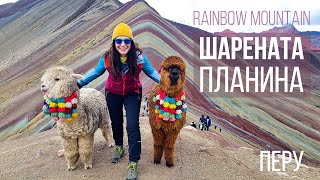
[112,23,133,40]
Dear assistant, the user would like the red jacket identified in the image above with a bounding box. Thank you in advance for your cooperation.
[104,53,143,95]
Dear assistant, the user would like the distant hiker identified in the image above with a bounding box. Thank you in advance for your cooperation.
[199,115,206,130]
[77,23,160,180]
[199,123,203,130]
[146,100,148,110]
[203,120,208,131]
[205,116,211,131]
[190,122,197,129]
[145,100,149,116]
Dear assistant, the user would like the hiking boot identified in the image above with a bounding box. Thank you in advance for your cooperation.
[112,145,124,163]
[126,161,138,180]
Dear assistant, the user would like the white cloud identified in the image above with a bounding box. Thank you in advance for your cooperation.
[0,0,18,5]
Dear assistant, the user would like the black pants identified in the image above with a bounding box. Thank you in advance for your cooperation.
[206,126,209,131]
[106,88,142,162]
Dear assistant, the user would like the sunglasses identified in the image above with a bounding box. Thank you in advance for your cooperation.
[114,38,131,45]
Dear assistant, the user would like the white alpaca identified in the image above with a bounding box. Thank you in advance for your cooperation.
[41,66,114,170]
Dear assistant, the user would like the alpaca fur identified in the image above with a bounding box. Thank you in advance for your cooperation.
[41,66,114,170]
[148,56,187,167]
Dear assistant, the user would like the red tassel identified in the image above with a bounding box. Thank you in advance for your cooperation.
[176,91,185,101]
[69,92,76,99]
[159,93,165,99]
[164,108,169,112]
[49,107,58,113]
[66,108,72,114]
[156,117,161,122]
[170,109,175,114]
[58,108,66,112]
[65,97,72,102]
[72,104,77,109]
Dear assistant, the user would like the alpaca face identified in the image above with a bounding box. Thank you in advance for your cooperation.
[168,65,181,85]
[160,56,186,93]
[41,67,78,98]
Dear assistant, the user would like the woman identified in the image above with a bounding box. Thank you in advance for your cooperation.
[77,23,160,180]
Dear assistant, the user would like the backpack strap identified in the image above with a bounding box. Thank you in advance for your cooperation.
[104,52,111,68]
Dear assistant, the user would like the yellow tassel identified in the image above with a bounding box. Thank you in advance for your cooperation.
[50,102,57,107]
[66,118,72,122]
[72,113,78,118]
[163,102,169,108]
[169,104,176,109]
[159,114,164,118]
[155,109,159,114]
[58,103,66,108]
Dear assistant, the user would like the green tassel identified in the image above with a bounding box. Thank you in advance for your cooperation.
[58,112,65,118]
[153,97,157,102]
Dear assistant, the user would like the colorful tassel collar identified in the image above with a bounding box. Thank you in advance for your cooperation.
[152,89,187,122]
[43,92,79,122]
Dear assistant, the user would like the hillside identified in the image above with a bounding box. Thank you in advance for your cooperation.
[0,0,319,171]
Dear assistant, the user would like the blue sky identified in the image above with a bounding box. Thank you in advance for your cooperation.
[1,0,319,33]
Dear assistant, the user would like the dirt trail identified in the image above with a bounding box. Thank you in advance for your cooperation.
[0,117,319,180]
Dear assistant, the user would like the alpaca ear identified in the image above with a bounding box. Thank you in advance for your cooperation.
[70,74,83,80]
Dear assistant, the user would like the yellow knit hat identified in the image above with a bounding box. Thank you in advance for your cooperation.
[112,23,133,40]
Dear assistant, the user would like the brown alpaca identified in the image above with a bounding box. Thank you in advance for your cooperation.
[148,56,187,167]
